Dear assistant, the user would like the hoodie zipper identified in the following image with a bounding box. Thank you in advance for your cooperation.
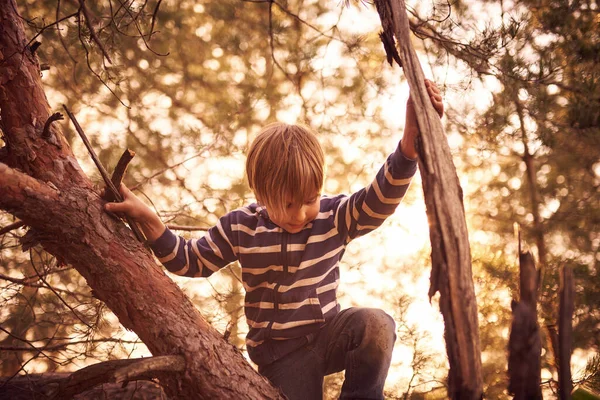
[266,231,288,339]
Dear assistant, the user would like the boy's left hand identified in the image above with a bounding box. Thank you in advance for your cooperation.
[425,79,444,118]
[401,79,444,159]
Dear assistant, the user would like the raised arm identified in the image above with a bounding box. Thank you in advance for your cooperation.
[334,79,444,241]
[333,144,417,242]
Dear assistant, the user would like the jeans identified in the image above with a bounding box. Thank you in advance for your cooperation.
[258,307,396,400]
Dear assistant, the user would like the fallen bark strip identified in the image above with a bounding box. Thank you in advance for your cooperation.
[373,1,483,398]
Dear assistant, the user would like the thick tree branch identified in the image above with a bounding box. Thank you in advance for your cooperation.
[113,355,185,384]
[0,159,282,399]
[47,356,184,399]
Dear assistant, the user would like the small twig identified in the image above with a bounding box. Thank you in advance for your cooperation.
[78,0,113,64]
[149,0,163,39]
[42,112,64,139]
[0,220,25,236]
[63,105,120,198]
[104,149,136,202]
[62,105,146,243]
[129,150,209,191]
[0,338,142,353]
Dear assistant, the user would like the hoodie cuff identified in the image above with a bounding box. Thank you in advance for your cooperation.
[149,228,178,258]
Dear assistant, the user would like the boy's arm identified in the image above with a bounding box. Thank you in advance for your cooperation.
[334,80,443,241]
[105,184,238,277]
[334,144,417,242]
[149,219,238,278]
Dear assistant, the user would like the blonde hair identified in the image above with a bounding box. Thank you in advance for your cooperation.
[246,122,325,219]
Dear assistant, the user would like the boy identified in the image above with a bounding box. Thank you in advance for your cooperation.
[105,80,443,399]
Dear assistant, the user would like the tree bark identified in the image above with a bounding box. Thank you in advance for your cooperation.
[0,1,284,398]
[373,1,483,398]
[0,372,166,400]
[558,266,574,399]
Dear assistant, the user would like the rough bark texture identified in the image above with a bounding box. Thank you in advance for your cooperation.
[0,373,166,400]
[373,1,483,398]
[508,251,542,399]
[0,1,284,398]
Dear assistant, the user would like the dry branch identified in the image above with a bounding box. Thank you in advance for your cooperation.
[0,374,165,400]
[111,149,135,191]
[373,0,482,398]
[42,112,64,140]
[103,149,136,203]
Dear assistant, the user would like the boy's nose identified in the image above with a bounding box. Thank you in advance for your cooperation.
[291,206,306,222]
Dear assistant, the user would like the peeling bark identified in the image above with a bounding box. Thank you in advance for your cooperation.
[374,1,483,398]
[0,1,283,398]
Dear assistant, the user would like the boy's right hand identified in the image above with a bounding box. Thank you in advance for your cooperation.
[104,184,166,242]
[104,184,150,222]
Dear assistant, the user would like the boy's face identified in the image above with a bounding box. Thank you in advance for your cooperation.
[270,193,321,234]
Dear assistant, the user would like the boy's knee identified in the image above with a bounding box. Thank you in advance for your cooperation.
[353,308,396,347]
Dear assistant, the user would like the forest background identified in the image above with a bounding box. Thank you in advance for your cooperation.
[0,0,598,398]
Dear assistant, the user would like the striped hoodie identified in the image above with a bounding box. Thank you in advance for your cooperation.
[150,143,417,366]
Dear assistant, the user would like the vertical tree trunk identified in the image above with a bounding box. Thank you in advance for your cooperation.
[0,1,283,398]
[374,1,483,398]
[558,266,574,399]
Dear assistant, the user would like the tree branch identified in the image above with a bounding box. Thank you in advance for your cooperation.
[0,163,60,211]
[104,149,136,202]
[0,220,25,236]
[78,0,112,64]
[166,224,208,232]
[47,356,185,399]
